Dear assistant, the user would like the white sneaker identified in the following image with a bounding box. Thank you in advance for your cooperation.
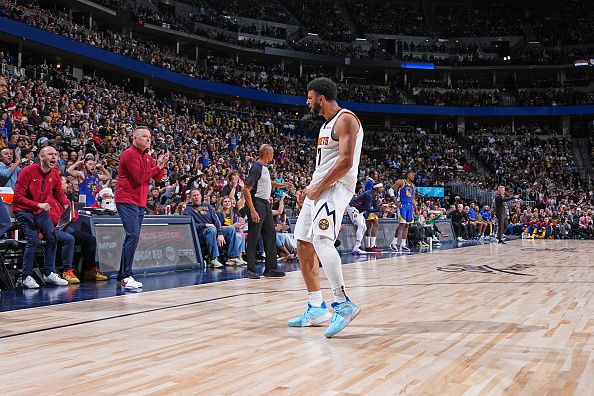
[457,237,464,242]
[390,244,400,252]
[121,276,142,290]
[22,275,40,289]
[352,247,369,255]
[226,257,244,266]
[130,276,142,288]
[401,245,411,252]
[209,258,224,268]
[42,272,68,286]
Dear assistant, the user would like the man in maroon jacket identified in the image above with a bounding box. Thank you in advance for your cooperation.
[115,127,169,290]
[13,146,70,289]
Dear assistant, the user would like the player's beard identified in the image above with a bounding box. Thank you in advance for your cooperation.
[311,101,321,117]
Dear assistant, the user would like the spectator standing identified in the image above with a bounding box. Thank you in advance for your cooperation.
[115,127,169,290]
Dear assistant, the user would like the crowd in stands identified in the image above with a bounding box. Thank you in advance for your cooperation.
[284,0,353,42]
[344,1,427,36]
[467,134,582,198]
[2,1,594,107]
[436,2,525,38]
[84,0,594,48]
[1,56,593,288]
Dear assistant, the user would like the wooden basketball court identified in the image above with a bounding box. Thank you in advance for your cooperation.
[1,239,593,395]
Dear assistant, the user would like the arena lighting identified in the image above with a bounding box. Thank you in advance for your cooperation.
[528,41,541,44]
[574,60,589,67]
[307,32,318,36]
[355,38,366,41]
[400,62,434,69]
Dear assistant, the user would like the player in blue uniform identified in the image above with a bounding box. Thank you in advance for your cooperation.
[364,170,378,192]
[388,170,416,252]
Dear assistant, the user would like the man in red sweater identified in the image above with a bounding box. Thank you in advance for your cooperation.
[13,146,70,289]
[115,127,169,290]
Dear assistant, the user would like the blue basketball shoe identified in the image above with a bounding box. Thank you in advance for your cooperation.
[288,302,332,327]
[323,299,361,338]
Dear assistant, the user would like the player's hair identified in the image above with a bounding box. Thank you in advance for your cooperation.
[307,77,337,101]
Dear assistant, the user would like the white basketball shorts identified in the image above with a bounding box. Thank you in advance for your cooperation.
[294,182,353,242]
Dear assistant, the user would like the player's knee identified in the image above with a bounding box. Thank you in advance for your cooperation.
[312,234,335,253]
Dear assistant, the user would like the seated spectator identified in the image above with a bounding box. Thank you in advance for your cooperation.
[0,147,21,189]
[97,187,116,211]
[221,170,243,202]
[13,146,70,288]
[272,196,296,260]
[47,176,108,283]
[216,196,247,264]
[449,203,469,241]
[183,189,244,267]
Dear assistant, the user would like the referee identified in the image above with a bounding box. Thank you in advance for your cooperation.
[495,185,519,244]
[243,144,291,279]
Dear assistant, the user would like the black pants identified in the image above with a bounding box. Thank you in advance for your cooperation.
[497,213,507,241]
[246,198,277,272]
[453,221,468,239]
[69,230,97,272]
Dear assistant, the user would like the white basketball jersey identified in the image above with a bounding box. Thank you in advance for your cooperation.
[310,108,363,193]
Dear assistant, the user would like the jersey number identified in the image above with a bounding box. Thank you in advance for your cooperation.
[317,148,322,166]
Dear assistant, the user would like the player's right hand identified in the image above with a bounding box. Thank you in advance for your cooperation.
[251,210,260,223]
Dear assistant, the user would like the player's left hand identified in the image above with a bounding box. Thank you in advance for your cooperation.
[304,185,320,201]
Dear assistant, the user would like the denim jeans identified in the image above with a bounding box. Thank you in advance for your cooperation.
[201,226,242,258]
[15,210,57,277]
[116,203,145,280]
[56,230,75,271]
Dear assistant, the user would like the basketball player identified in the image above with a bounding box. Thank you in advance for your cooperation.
[289,77,363,338]
[389,170,416,252]
[346,183,383,254]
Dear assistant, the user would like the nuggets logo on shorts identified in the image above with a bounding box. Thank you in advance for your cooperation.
[318,219,330,230]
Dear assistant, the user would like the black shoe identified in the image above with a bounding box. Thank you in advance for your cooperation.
[247,270,260,279]
[498,240,506,244]
[255,253,265,261]
[262,269,286,278]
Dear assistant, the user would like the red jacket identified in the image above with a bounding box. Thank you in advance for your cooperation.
[115,145,165,207]
[13,163,70,215]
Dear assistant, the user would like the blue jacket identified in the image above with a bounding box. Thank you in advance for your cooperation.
[183,202,222,236]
